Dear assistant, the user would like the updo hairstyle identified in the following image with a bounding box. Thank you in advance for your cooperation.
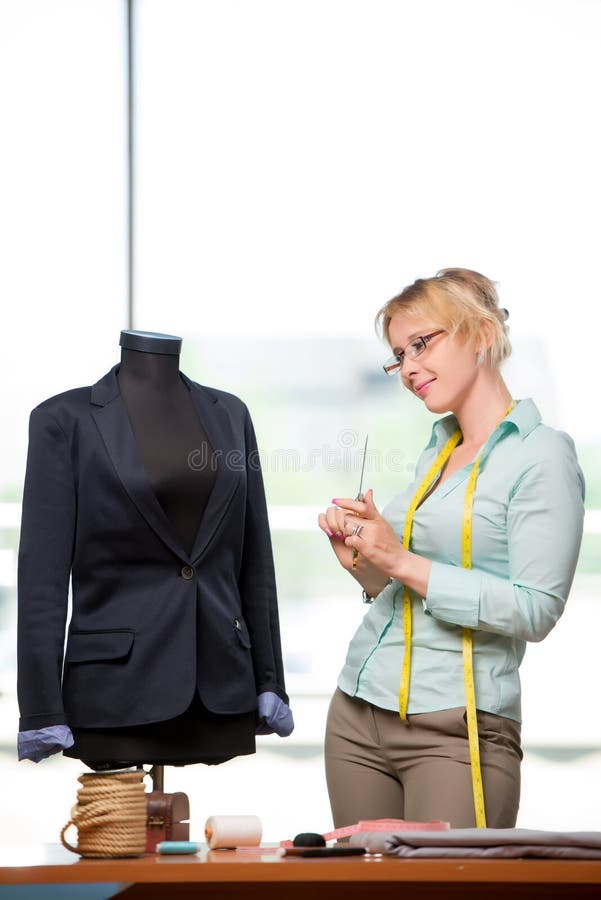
[376,268,511,367]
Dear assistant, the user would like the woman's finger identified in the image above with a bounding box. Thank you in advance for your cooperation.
[320,508,349,539]
[317,512,334,537]
[362,488,379,516]
[332,492,379,519]
[326,506,347,536]
[344,533,363,552]
[344,516,368,537]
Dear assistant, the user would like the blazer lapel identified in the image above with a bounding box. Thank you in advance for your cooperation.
[185,379,242,564]
[91,366,192,562]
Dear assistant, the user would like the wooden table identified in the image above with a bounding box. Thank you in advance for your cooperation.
[1,844,600,899]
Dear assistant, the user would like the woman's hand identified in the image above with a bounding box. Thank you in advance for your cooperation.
[318,501,358,572]
[329,489,432,596]
[330,489,407,576]
[318,489,398,598]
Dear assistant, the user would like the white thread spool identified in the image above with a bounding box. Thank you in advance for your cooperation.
[204,814,263,849]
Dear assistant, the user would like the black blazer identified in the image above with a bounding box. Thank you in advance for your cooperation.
[17,365,287,731]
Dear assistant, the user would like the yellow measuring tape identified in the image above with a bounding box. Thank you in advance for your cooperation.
[398,403,514,829]
[460,451,487,828]
[399,429,461,719]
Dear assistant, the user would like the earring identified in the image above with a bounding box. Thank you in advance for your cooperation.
[476,348,485,365]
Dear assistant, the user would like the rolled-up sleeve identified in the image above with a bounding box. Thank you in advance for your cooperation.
[424,431,585,642]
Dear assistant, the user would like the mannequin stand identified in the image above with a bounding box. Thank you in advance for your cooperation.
[149,765,164,792]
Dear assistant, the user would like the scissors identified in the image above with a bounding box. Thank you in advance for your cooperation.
[352,435,368,570]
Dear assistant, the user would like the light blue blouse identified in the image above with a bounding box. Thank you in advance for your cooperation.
[337,399,585,722]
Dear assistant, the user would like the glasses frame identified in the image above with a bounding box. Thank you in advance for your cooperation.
[383,329,446,376]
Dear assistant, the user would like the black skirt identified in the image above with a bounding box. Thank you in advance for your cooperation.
[63,691,256,768]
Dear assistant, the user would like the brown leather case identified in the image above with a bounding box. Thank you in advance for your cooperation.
[145,791,190,853]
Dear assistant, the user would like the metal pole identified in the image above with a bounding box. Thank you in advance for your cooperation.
[126,0,135,330]
[127,0,165,791]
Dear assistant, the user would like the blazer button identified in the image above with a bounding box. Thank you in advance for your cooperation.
[181,565,195,580]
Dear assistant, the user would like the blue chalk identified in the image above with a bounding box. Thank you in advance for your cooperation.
[155,841,201,855]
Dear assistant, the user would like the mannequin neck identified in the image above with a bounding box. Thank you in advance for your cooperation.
[118,348,182,390]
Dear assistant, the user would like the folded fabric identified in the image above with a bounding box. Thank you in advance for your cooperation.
[349,827,601,859]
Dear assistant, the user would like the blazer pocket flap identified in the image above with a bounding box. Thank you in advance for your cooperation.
[233,617,252,649]
[66,629,134,663]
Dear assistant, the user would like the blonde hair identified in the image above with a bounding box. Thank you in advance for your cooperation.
[376,268,511,367]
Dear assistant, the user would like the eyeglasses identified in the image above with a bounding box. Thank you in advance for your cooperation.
[383,330,446,376]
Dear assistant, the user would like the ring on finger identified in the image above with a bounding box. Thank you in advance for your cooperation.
[351,523,363,537]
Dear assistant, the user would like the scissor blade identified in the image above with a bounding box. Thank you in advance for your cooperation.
[356,435,368,501]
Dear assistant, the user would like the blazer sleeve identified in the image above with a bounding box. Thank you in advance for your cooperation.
[238,406,288,703]
[17,407,76,730]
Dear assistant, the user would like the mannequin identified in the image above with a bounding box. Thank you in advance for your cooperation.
[66,331,256,767]
[17,331,292,769]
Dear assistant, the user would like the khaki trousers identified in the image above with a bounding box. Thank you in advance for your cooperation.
[325,688,522,829]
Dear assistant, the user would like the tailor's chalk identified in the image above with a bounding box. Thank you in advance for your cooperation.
[156,841,201,854]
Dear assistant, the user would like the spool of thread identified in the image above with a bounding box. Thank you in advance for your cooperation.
[204,815,263,849]
[60,770,147,858]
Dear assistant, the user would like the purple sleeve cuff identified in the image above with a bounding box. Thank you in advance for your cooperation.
[256,691,294,737]
[18,725,74,762]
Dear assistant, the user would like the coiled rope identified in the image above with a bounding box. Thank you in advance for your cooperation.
[61,770,147,858]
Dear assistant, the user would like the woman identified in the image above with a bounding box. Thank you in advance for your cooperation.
[318,268,584,828]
